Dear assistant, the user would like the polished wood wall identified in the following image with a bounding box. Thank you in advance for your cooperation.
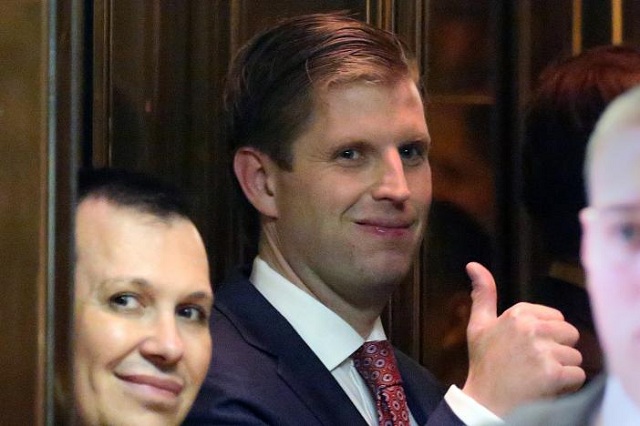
[2,1,639,422]
[1,0,81,424]
[90,0,640,374]
[0,2,48,423]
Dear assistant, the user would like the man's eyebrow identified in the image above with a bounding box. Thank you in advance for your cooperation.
[411,135,431,146]
[98,277,152,290]
[396,131,429,143]
[186,291,214,303]
[98,278,213,305]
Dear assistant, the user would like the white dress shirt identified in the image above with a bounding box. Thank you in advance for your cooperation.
[596,375,640,426]
[251,257,502,426]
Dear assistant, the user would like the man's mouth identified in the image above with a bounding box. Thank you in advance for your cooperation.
[355,218,414,236]
[116,373,184,397]
[356,218,413,228]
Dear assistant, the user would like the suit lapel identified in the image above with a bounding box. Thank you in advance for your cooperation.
[396,349,444,425]
[215,271,368,426]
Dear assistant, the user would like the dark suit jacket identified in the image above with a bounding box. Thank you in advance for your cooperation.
[504,375,606,426]
[185,266,463,425]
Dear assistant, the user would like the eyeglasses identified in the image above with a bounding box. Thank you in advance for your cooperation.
[581,205,640,262]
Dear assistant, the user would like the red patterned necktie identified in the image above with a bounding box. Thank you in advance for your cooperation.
[352,340,411,426]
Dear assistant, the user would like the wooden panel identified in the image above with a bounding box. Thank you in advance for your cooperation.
[623,0,640,45]
[0,0,80,422]
[230,0,367,51]
[0,2,47,423]
[582,1,612,48]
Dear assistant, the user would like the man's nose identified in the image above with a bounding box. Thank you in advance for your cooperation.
[371,151,411,203]
[139,313,185,366]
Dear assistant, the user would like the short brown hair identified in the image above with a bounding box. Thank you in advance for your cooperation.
[225,12,419,170]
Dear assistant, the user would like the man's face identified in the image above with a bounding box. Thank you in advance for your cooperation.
[74,198,213,425]
[265,78,431,312]
[581,126,640,404]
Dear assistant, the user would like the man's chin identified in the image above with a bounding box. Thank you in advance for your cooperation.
[365,260,414,287]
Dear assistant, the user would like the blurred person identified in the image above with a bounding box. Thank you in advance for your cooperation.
[73,168,213,425]
[506,83,640,426]
[522,45,640,381]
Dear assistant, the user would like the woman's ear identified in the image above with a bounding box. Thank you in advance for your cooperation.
[233,147,279,218]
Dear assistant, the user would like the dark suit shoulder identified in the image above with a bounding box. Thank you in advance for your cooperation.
[186,272,315,424]
[186,270,365,425]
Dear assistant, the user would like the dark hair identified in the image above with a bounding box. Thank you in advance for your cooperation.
[78,168,191,220]
[225,12,419,170]
[522,45,640,258]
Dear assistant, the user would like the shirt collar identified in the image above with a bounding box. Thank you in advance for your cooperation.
[251,257,387,371]
[600,375,640,426]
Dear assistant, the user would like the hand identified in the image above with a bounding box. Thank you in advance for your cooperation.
[461,262,586,417]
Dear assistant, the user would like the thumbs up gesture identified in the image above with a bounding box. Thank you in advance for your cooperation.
[461,262,586,417]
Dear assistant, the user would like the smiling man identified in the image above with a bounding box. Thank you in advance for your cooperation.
[73,168,213,426]
[186,13,584,426]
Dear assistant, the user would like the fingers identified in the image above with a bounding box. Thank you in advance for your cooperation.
[466,262,498,330]
[501,303,579,345]
[540,346,586,396]
[553,343,583,368]
[504,302,565,321]
[557,365,587,394]
[538,318,580,347]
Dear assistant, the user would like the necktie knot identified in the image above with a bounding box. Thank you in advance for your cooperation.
[352,340,404,390]
[352,340,410,426]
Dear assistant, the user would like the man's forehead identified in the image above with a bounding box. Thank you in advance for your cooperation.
[74,197,179,263]
[77,195,114,217]
[590,126,640,207]
[77,196,176,228]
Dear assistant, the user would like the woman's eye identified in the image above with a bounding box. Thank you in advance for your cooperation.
[109,293,141,311]
[177,305,208,323]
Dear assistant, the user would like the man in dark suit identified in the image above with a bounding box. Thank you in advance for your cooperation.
[186,13,584,425]
[506,85,640,425]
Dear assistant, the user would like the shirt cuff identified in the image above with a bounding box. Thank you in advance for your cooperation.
[444,385,504,426]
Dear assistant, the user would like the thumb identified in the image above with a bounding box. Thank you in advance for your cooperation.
[466,261,498,329]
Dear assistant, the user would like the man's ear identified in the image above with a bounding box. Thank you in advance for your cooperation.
[234,147,279,218]
[579,208,592,270]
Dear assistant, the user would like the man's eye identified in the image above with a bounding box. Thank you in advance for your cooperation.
[617,222,640,244]
[109,293,141,311]
[399,144,426,165]
[177,305,208,323]
[338,149,361,160]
